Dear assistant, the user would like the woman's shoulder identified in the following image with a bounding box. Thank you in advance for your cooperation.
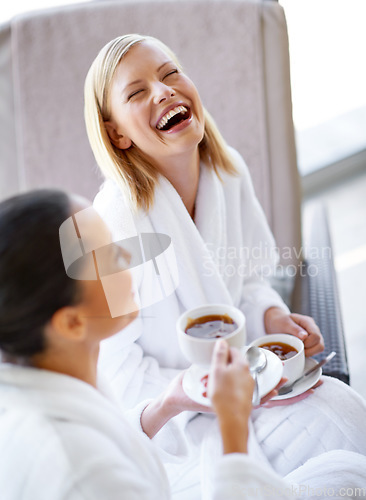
[93,180,143,238]
[226,146,251,178]
[94,179,126,210]
[94,179,131,217]
[221,146,259,203]
[0,410,145,497]
[218,146,253,191]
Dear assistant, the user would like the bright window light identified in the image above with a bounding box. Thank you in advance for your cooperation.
[280,0,366,131]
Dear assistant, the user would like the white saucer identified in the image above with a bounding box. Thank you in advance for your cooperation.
[182,348,283,407]
[271,357,322,401]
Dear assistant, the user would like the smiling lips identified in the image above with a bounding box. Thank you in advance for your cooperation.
[156,105,190,131]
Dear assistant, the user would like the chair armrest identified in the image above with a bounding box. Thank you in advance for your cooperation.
[291,202,349,384]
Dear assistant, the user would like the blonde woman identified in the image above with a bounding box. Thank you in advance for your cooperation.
[84,34,366,493]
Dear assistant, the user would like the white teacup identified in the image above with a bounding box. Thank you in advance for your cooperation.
[177,304,246,366]
[249,333,305,386]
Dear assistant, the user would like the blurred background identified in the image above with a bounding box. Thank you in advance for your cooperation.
[1,0,365,397]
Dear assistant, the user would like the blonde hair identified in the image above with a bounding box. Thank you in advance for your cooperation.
[84,34,237,211]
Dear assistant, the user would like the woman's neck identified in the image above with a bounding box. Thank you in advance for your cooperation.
[156,149,200,218]
[30,343,99,387]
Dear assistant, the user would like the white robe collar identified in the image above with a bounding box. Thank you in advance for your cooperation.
[143,163,233,312]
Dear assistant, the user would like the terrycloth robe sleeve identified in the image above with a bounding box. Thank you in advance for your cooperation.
[97,308,185,408]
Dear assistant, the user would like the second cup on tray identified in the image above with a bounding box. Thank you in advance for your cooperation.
[249,333,305,386]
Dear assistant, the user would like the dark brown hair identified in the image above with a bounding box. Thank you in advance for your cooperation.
[0,189,81,357]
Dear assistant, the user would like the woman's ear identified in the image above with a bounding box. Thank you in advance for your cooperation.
[104,121,132,150]
[50,306,87,343]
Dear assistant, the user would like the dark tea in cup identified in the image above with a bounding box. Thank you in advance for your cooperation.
[185,314,238,339]
[259,341,298,361]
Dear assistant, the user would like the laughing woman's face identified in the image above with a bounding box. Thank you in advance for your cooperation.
[104,40,205,171]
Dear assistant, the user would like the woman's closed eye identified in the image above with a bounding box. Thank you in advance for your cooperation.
[126,70,178,100]
[127,89,144,101]
[163,69,178,80]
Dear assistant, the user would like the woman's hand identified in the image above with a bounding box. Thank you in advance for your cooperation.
[208,340,254,454]
[140,371,212,439]
[160,371,214,415]
[264,307,324,357]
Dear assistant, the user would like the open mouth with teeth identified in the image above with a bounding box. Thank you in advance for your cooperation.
[156,105,191,131]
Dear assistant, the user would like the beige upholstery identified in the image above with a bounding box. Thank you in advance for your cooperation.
[0,0,301,265]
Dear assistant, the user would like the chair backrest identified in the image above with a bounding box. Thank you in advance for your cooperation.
[0,0,301,265]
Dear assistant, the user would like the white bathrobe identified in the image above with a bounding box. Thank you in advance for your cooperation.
[94,148,288,405]
[0,363,299,500]
[93,147,366,497]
